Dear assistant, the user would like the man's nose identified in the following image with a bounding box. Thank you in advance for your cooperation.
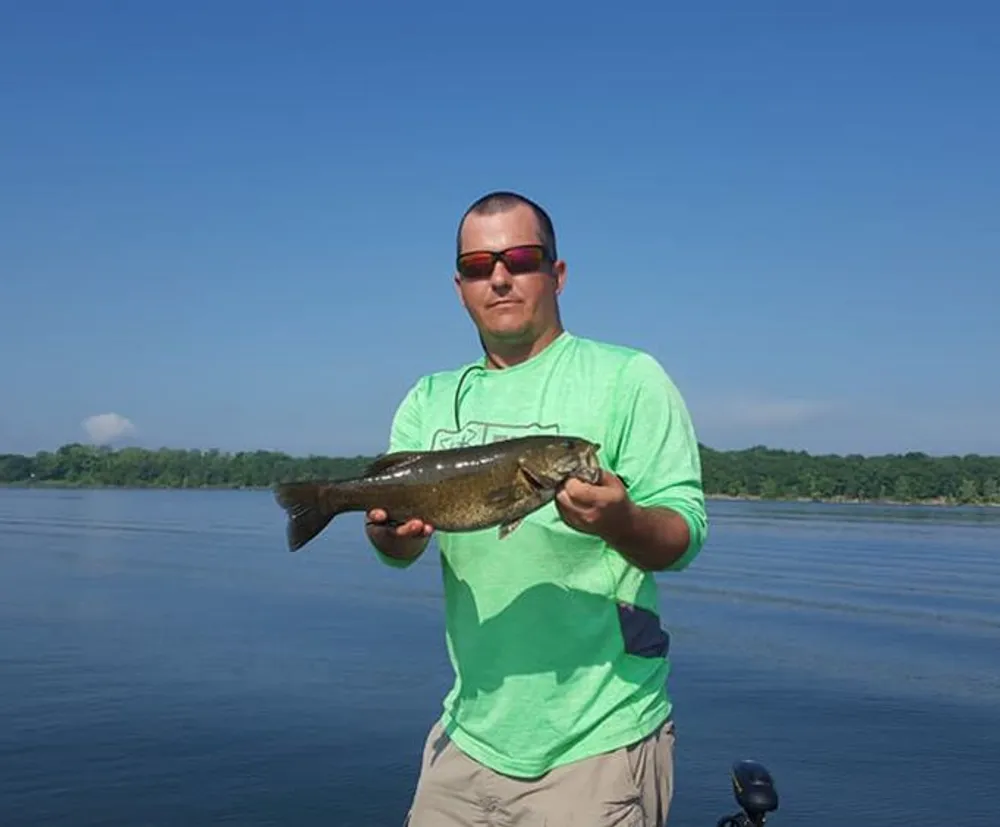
[489,260,513,289]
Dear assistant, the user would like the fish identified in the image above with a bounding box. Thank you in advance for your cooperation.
[273,434,602,552]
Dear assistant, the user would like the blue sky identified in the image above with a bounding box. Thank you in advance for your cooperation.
[1,1,997,458]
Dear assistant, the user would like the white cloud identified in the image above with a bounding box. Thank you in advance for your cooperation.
[82,413,137,445]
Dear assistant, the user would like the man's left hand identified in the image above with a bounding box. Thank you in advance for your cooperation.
[555,469,634,540]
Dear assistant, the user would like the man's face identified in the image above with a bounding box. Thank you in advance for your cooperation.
[453,203,566,344]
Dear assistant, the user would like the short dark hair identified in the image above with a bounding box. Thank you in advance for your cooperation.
[456,190,558,260]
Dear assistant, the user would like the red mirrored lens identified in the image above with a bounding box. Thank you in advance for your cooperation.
[502,245,545,274]
[457,251,497,280]
[457,245,546,280]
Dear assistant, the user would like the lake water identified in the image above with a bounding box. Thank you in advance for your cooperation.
[1,489,997,826]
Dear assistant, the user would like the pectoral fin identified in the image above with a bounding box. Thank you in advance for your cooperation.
[485,485,518,506]
[516,458,556,491]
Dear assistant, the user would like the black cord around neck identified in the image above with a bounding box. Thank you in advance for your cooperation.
[452,334,504,431]
[453,362,484,432]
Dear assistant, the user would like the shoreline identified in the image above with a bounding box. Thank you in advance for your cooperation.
[2,481,997,508]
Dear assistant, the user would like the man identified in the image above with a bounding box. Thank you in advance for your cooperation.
[365,191,707,826]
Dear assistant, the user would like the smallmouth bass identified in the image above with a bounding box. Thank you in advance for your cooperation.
[273,435,602,551]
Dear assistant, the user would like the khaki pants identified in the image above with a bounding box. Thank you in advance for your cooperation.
[403,718,675,827]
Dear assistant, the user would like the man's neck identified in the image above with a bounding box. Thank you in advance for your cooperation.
[481,326,564,370]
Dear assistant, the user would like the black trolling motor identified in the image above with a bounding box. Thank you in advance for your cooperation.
[716,759,779,827]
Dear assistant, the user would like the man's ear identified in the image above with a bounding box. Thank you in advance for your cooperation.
[550,259,567,296]
[453,273,467,308]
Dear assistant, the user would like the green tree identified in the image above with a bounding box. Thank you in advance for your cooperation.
[984,478,999,504]
[956,478,980,504]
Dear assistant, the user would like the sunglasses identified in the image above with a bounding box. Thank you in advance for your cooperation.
[456,244,549,281]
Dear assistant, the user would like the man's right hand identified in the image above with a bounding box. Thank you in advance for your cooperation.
[365,509,434,538]
[365,509,433,562]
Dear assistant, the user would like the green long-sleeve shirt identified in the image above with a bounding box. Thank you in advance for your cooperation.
[379,330,707,778]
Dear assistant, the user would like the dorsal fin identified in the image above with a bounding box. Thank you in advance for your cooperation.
[363,451,425,476]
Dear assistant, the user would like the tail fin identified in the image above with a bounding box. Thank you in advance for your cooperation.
[273,482,342,552]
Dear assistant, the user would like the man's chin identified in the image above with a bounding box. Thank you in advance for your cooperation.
[482,323,532,343]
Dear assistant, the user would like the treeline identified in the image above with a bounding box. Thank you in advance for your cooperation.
[1,442,999,505]
[701,445,998,504]
[0,444,373,491]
